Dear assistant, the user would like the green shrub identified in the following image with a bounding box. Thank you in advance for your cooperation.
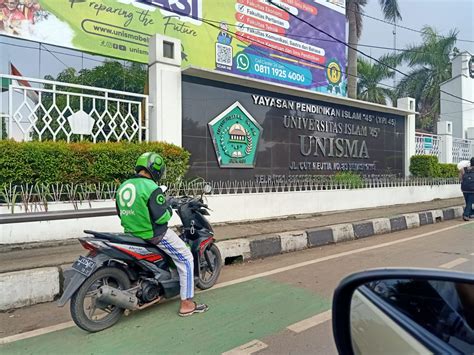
[438,163,459,178]
[409,155,441,177]
[0,140,190,187]
[333,171,364,188]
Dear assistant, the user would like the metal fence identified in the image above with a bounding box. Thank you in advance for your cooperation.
[415,132,441,158]
[0,74,149,142]
[452,138,474,163]
[202,177,459,194]
[0,177,460,214]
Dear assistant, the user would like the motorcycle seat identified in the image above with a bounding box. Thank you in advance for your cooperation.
[83,230,154,246]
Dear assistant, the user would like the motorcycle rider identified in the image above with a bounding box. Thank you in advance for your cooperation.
[116,152,209,317]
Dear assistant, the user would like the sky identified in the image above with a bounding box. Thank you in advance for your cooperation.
[355,0,474,108]
[359,0,474,64]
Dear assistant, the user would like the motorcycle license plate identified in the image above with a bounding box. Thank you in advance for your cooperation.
[72,256,96,277]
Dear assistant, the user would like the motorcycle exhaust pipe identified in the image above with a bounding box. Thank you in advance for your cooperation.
[96,285,139,310]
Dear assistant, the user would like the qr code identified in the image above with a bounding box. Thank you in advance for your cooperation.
[215,43,233,66]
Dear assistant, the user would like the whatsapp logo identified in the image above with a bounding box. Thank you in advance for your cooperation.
[236,53,250,72]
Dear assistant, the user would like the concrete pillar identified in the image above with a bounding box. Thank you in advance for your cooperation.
[148,34,182,146]
[398,97,416,177]
[437,121,453,163]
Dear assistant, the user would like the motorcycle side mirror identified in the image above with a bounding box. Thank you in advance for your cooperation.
[332,269,474,355]
[203,184,212,194]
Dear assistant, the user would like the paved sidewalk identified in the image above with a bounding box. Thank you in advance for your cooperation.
[0,197,463,274]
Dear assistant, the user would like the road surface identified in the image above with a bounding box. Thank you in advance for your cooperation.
[1,220,473,354]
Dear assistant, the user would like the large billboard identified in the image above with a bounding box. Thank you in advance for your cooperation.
[0,0,347,95]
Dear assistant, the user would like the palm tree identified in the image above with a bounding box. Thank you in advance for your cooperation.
[357,56,395,105]
[346,0,402,99]
[386,89,399,108]
[396,26,458,131]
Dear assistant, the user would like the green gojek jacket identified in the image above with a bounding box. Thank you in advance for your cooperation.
[115,175,172,240]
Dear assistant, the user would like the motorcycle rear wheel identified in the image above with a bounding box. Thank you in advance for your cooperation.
[70,267,131,332]
[196,244,222,290]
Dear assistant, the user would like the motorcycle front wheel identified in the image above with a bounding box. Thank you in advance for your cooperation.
[196,244,222,290]
[70,267,131,332]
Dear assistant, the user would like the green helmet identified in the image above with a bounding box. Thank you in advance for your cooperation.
[135,152,166,182]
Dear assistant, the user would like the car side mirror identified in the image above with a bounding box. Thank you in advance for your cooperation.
[332,269,474,355]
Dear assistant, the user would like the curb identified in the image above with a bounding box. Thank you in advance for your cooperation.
[217,206,464,260]
[0,205,464,311]
[0,268,59,311]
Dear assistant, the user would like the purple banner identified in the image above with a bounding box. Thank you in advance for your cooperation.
[215,0,347,96]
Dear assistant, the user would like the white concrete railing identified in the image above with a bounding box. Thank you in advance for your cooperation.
[0,74,149,142]
[0,183,463,244]
[414,123,474,164]
[452,137,474,163]
[415,132,441,158]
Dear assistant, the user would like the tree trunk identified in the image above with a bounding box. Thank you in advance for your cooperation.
[347,10,359,99]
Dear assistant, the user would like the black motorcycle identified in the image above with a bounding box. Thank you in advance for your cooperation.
[58,188,222,332]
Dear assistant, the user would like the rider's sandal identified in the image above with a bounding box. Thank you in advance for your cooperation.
[179,302,209,317]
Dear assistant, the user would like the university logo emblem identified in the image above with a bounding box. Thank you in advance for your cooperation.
[208,101,263,168]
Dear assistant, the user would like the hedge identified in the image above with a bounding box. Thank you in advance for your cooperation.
[333,171,364,188]
[409,155,458,178]
[439,163,459,178]
[0,140,190,187]
[409,155,441,177]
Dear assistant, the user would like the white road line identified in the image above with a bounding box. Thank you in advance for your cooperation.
[471,253,474,256]
[439,258,470,269]
[287,310,332,333]
[2,221,470,344]
[0,321,75,345]
[222,340,268,355]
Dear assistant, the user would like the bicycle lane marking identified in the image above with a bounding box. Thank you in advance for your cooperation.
[0,278,330,354]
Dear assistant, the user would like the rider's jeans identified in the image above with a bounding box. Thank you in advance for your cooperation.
[156,229,194,300]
